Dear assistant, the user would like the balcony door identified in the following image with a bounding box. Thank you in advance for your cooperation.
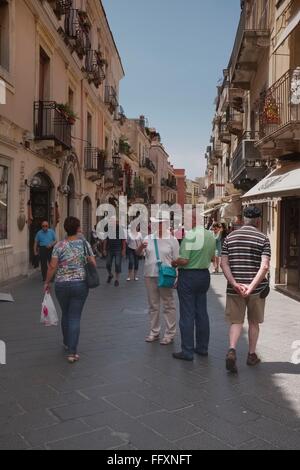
[39,48,50,101]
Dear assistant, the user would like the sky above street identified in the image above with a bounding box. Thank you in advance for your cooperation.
[102,0,241,179]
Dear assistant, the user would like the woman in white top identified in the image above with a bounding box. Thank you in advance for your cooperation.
[127,224,143,281]
[136,214,180,345]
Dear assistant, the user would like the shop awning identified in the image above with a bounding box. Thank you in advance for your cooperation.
[242,164,300,201]
[274,10,300,52]
[202,204,222,216]
[220,200,242,219]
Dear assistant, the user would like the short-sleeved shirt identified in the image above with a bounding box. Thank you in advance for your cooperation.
[179,227,216,270]
[221,225,271,295]
[52,239,94,283]
[35,229,56,247]
[144,235,180,277]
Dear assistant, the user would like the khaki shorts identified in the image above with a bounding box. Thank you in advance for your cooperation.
[225,294,266,324]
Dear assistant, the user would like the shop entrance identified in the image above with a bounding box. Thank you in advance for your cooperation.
[280,198,300,290]
[29,173,54,264]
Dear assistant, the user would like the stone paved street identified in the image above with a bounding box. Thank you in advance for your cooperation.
[0,262,300,450]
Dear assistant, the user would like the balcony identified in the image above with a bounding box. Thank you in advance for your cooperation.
[140,158,156,174]
[48,0,72,18]
[105,86,119,114]
[211,140,223,159]
[64,9,91,59]
[227,110,244,136]
[219,121,231,144]
[206,183,215,202]
[231,132,267,190]
[230,1,270,89]
[257,69,300,156]
[84,50,106,88]
[166,179,177,190]
[33,101,72,151]
[84,148,106,181]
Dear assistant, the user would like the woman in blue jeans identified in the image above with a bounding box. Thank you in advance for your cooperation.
[44,217,96,363]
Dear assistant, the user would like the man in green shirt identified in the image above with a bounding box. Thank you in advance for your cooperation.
[172,208,216,361]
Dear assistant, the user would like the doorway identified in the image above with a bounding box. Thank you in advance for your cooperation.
[280,198,300,289]
[82,196,92,241]
[29,173,53,264]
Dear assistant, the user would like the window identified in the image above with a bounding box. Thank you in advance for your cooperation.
[0,164,8,240]
[68,87,74,110]
[39,48,50,100]
[87,112,92,146]
[0,0,9,71]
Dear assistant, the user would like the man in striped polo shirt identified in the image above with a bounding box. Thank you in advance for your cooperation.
[221,206,271,374]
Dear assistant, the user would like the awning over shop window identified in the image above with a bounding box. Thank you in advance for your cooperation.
[274,10,300,52]
[242,164,300,201]
[202,204,222,216]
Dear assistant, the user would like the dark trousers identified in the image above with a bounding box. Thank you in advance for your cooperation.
[106,250,122,274]
[55,281,89,354]
[177,269,211,359]
[128,248,139,272]
[39,246,53,281]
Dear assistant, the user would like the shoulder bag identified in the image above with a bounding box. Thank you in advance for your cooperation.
[154,238,177,289]
[82,240,100,289]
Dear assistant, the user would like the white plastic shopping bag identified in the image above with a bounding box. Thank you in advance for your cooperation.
[41,292,58,327]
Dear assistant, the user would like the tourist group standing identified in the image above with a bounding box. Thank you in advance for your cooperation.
[41,205,270,372]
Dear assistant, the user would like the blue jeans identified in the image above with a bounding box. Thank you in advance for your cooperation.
[55,281,89,354]
[177,269,211,359]
[106,250,122,274]
[128,248,139,272]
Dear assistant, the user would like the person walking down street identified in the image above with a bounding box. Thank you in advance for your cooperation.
[127,224,143,281]
[34,221,57,281]
[221,206,271,374]
[136,213,180,346]
[212,223,222,273]
[44,217,96,364]
[104,218,126,287]
[172,208,216,361]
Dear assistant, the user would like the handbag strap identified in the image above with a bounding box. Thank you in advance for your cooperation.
[153,238,161,265]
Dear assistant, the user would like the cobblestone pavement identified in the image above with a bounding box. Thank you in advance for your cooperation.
[0,261,300,450]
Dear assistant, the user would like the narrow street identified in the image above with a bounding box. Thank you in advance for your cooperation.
[0,263,300,450]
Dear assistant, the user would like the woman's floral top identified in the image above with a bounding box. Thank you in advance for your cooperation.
[52,239,94,282]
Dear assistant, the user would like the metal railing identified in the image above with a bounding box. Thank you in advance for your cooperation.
[64,9,91,57]
[105,86,119,112]
[231,131,263,182]
[84,148,106,174]
[141,158,156,173]
[259,69,300,139]
[85,50,106,87]
[34,101,72,150]
[51,0,72,16]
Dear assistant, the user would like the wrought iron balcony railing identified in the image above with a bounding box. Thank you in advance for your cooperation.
[50,0,72,17]
[33,101,72,150]
[84,50,106,88]
[105,86,119,114]
[140,158,156,174]
[64,9,91,59]
[258,68,300,141]
[84,148,106,175]
[231,131,266,186]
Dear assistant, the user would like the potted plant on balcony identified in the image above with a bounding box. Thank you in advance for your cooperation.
[56,103,78,125]
[78,10,91,31]
[262,95,280,125]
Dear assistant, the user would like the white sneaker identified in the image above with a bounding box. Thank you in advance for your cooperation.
[135,277,139,281]
[126,277,131,281]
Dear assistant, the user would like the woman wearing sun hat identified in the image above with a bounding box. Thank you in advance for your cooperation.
[136,212,180,345]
